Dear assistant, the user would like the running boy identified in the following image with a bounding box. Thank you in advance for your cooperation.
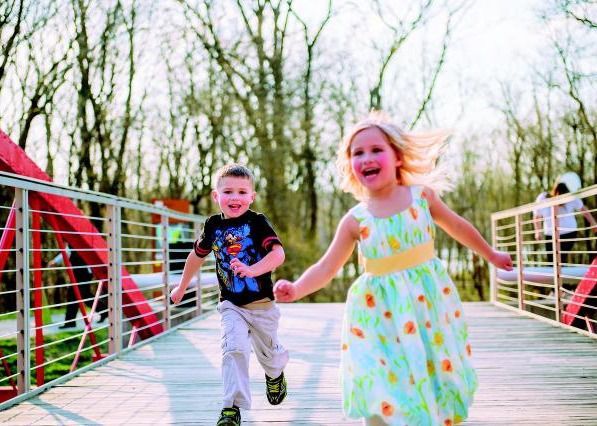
[170,164,288,426]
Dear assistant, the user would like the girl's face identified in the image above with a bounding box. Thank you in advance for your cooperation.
[212,176,256,218]
[350,127,402,192]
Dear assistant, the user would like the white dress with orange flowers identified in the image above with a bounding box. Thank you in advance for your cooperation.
[341,185,477,425]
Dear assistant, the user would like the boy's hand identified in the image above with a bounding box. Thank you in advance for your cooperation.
[273,280,298,303]
[170,286,185,304]
[489,250,513,271]
[230,258,255,278]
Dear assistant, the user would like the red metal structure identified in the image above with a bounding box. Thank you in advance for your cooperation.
[0,131,163,349]
[562,257,597,330]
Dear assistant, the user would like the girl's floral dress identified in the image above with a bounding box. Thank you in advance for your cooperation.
[342,185,477,425]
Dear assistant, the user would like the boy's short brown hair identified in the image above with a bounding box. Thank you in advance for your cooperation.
[214,163,255,187]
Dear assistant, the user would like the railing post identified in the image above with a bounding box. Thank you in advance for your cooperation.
[194,219,202,317]
[15,189,30,395]
[161,214,171,330]
[515,214,525,311]
[550,206,562,322]
[107,204,122,354]
[490,216,497,303]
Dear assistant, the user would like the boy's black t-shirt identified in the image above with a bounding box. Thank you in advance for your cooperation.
[193,210,282,306]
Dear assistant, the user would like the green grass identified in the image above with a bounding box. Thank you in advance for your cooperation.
[0,327,109,385]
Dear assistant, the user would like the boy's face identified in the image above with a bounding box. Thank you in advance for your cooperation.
[212,176,256,219]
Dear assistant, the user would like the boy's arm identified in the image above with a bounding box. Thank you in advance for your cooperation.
[170,251,206,304]
[274,213,359,302]
[424,186,513,270]
[230,244,285,278]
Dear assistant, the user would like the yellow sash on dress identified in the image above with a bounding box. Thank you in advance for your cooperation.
[362,240,435,276]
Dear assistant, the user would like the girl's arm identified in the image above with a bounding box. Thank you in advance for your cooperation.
[274,213,359,302]
[580,206,597,233]
[424,186,513,270]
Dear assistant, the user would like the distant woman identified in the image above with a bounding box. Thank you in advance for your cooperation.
[533,181,597,264]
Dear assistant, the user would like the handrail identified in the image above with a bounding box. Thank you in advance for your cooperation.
[490,184,597,338]
[0,171,218,408]
[0,171,205,222]
[491,184,597,220]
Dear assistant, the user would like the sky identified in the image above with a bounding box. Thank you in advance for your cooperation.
[291,0,549,132]
[4,0,570,183]
[444,0,546,129]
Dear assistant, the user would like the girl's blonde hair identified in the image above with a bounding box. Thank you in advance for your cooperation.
[337,111,453,200]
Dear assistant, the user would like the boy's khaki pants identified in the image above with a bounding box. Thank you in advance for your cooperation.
[218,300,289,409]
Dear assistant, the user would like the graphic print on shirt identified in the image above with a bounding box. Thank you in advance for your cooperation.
[212,223,261,293]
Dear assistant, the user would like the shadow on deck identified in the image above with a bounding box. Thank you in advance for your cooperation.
[0,303,596,425]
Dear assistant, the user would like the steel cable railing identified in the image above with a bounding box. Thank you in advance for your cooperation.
[0,171,218,408]
[491,184,597,337]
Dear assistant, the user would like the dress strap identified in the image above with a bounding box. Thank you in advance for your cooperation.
[409,184,423,200]
[410,184,431,210]
[349,203,369,222]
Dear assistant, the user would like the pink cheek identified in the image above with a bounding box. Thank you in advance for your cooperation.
[375,152,392,168]
[351,158,363,176]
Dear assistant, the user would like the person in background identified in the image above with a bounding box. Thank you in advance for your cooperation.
[533,180,597,265]
[48,247,108,328]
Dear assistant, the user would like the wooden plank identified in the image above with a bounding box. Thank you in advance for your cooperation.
[0,303,596,425]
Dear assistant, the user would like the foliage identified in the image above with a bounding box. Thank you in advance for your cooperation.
[0,0,594,303]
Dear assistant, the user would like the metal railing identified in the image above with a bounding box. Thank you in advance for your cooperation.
[0,171,218,408]
[491,184,597,338]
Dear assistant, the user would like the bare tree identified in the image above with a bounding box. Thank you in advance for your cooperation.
[290,0,333,235]
[17,38,71,149]
[178,0,305,230]
[368,0,435,111]
[557,0,596,29]
[69,0,142,197]
[0,0,25,88]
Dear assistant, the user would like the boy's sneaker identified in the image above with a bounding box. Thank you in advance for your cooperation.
[265,372,287,405]
[217,406,240,426]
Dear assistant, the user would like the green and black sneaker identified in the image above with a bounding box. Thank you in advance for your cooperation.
[265,372,287,405]
[216,406,241,426]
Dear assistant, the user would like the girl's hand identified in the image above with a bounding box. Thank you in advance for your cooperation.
[489,250,513,271]
[170,286,185,304]
[230,258,255,278]
[274,280,298,303]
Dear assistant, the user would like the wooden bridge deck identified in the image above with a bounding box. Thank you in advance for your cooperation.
[1,302,596,425]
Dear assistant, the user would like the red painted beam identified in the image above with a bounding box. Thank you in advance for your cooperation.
[0,131,162,338]
[562,257,597,328]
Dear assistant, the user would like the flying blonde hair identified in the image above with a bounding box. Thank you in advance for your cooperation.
[337,111,454,201]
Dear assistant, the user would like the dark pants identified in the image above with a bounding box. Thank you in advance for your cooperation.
[63,252,107,324]
[545,231,578,265]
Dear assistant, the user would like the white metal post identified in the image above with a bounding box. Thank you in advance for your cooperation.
[161,214,170,330]
[490,217,497,303]
[515,215,524,311]
[194,219,202,317]
[107,204,122,354]
[15,189,30,394]
[550,206,562,322]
